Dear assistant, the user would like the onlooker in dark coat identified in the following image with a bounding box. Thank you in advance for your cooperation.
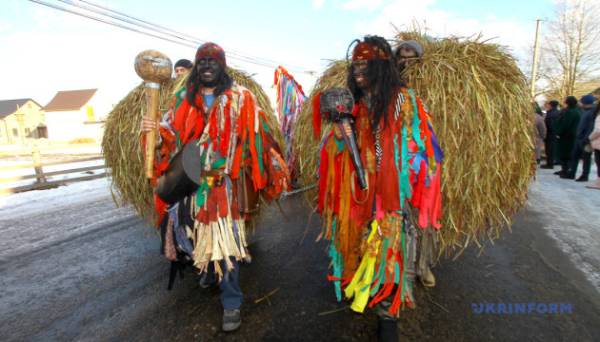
[534,103,547,164]
[564,94,597,181]
[554,96,581,176]
[541,100,560,168]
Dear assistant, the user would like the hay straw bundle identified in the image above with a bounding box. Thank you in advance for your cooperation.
[292,32,536,255]
[102,68,282,222]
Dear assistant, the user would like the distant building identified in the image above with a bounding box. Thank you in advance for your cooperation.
[0,98,46,145]
[544,80,600,100]
[43,89,105,142]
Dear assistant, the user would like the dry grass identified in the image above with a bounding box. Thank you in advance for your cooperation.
[292,32,536,256]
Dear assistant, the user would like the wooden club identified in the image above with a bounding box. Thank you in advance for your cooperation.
[134,50,172,179]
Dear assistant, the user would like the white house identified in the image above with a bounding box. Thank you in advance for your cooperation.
[0,98,46,145]
[43,89,106,142]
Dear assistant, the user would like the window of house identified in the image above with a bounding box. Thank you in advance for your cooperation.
[86,106,95,122]
[12,128,18,137]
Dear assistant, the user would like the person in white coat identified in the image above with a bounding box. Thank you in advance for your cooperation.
[587,103,600,189]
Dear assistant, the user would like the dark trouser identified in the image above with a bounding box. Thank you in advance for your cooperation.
[560,158,571,174]
[206,258,243,310]
[569,145,592,177]
[595,150,600,177]
[544,138,555,166]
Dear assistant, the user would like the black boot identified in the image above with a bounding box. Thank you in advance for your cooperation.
[576,175,589,182]
[377,317,399,342]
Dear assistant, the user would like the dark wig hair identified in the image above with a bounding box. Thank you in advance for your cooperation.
[565,96,578,108]
[186,64,233,111]
[347,35,404,129]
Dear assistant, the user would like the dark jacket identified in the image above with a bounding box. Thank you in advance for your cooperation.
[544,108,560,139]
[575,107,595,147]
[554,107,581,159]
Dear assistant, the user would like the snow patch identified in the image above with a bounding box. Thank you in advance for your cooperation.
[527,164,600,292]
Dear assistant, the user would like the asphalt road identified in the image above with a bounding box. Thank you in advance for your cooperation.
[0,184,599,341]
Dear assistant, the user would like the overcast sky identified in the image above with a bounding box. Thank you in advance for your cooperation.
[0,0,555,110]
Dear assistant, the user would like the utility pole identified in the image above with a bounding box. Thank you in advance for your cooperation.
[530,19,542,98]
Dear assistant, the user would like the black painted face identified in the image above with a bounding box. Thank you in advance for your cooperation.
[196,57,222,87]
[351,60,370,90]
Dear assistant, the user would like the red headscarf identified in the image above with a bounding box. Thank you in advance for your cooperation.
[352,42,390,61]
[195,42,226,67]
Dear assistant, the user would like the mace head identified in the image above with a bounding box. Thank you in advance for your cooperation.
[134,50,173,83]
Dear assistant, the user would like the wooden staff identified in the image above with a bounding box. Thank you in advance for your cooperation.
[134,50,172,178]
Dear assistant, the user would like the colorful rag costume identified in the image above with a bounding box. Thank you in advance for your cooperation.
[150,82,289,278]
[316,87,443,315]
[274,66,306,179]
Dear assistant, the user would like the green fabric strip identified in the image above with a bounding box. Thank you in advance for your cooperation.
[212,157,226,169]
[195,179,209,207]
[408,88,425,151]
[255,131,264,174]
[334,136,345,152]
[261,117,270,133]
[329,218,343,301]
[370,238,389,296]
[175,87,186,108]
[400,127,412,202]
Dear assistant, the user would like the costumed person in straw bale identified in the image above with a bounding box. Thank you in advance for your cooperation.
[313,35,443,341]
[141,42,289,332]
[173,58,193,77]
[394,40,423,77]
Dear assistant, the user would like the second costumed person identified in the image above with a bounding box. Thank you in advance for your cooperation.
[313,35,443,339]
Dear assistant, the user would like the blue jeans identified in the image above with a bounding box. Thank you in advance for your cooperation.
[207,258,243,310]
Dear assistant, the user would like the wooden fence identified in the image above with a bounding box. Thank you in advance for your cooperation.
[0,149,106,194]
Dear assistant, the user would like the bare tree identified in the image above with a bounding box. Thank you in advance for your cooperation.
[540,0,600,99]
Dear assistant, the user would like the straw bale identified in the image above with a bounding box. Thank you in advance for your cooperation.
[292,32,536,255]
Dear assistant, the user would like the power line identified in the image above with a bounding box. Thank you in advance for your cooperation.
[32,0,275,69]
[76,0,290,69]
[28,0,197,48]
[61,0,267,66]
[77,0,207,45]
[28,0,316,75]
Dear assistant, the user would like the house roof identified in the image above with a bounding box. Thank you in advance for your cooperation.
[545,80,600,100]
[0,98,42,119]
[43,89,97,112]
